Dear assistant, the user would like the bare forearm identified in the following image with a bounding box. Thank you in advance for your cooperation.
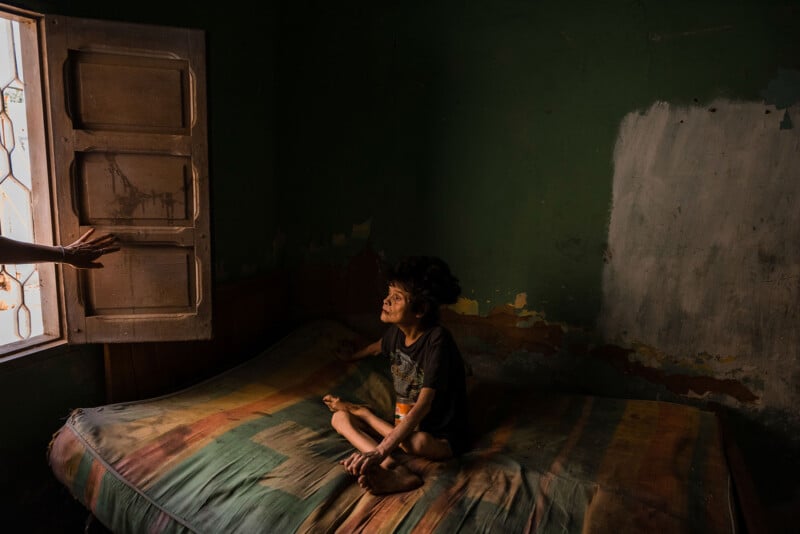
[0,230,119,269]
[375,402,430,457]
[345,339,382,361]
[341,389,434,476]
[0,237,63,264]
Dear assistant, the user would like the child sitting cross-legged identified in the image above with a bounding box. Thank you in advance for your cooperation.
[323,255,469,495]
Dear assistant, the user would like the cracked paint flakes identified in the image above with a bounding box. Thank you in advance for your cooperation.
[591,344,760,404]
[449,296,480,316]
[600,99,799,413]
[508,292,546,323]
[450,292,547,324]
[443,305,564,356]
[627,342,758,385]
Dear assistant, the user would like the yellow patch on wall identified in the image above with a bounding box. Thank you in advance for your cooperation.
[449,296,480,316]
[351,219,371,239]
[507,292,546,321]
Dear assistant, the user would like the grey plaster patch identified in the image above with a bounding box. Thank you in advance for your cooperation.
[599,100,800,416]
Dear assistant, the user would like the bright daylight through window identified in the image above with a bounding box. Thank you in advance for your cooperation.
[0,6,212,354]
[0,16,45,346]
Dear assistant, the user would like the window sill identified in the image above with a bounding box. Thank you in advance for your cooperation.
[0,336,69,372]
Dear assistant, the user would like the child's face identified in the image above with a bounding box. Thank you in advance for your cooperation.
[380,284,419,326]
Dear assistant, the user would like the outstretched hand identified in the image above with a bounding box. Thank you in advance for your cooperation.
[63,229,120,269]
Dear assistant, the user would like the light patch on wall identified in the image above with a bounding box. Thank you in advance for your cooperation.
[507,292,546,322]
[599,100,799,413]
[449,297,480,316]
[511,292,527,309]
[447,292,549,326]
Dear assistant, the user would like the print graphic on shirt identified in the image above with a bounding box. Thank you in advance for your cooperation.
[389,349,424,405]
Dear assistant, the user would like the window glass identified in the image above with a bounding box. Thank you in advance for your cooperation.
[0,16,43,345]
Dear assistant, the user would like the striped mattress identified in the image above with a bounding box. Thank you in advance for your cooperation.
[48,319,737,533]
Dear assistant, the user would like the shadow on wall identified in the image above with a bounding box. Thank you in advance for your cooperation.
[598,98,799,443]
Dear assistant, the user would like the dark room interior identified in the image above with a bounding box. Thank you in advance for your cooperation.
[0,0,798,532]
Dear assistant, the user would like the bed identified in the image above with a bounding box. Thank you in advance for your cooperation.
[49,319,739,533]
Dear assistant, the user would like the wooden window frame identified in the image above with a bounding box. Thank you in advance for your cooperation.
[0,3,211,359]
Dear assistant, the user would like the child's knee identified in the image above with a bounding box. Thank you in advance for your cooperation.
[403,432,452,460]
[401,432,427,455]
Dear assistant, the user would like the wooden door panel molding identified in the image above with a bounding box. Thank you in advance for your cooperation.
[65,50,191,134]
[44,14,211,343]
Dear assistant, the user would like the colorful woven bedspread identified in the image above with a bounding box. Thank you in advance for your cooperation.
[49,320,737,533]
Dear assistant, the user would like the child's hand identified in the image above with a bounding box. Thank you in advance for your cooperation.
[341,449,384,475]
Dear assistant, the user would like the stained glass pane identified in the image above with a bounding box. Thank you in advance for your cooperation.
[0,177,33,241]
[6,81,30,189]
[0,146,8,180]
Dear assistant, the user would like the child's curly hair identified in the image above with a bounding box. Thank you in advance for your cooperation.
[383,256,461,327]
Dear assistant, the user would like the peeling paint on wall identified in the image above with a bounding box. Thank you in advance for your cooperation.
[449,296,480,316]
[443,306,564,356]
[448,292,545,322]
[591,344,759,404]
[599,100,799,423]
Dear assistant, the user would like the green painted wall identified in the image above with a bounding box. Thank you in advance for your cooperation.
[273,0,800,515]
[275,0,798,324]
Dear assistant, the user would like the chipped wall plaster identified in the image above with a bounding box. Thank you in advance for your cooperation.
[599,100,799,420]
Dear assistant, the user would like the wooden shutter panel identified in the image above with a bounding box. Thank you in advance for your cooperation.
[44,15,211,343]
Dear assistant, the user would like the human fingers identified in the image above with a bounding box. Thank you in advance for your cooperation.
[86,234,117,246]
[68,239,120,259]
[341,453,359,474]
[93,243,120,255]
[345,461,360,476]
[349,454,372,476]
[64,232,119,254]
[64,244,118,267]
[70,248,111,262]
[71,228,96,246]
[358,454,378,475]
[82,234,118,249]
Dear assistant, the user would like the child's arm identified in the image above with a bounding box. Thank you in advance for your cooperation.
[374,388,434,456]
[337,339,381,362]
[342,388,436,476]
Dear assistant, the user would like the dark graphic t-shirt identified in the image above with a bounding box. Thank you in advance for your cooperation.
[381,325,468,454]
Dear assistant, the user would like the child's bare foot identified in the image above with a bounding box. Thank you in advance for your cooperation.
[322,394,367,415]
[358,464,422,495]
